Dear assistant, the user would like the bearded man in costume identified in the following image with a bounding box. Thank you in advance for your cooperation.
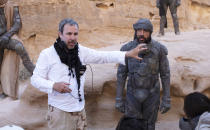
[115,18,171,130]
[0,0,35,98]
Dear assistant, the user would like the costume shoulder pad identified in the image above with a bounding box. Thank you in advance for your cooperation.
[160,44,168,55]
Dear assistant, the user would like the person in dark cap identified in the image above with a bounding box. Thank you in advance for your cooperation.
[156,0,181,36]
[115,18,171,130]
[179,92,210,130]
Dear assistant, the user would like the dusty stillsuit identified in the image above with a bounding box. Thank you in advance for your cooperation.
[179,115,200,130]
[156,0,181,35]
[0,1,35,98]
[115,19,171,130]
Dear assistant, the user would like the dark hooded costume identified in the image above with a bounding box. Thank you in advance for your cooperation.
[156,0,181,35]
[0,0,35,98]
[0,0,34,74]
[115,18,171,130]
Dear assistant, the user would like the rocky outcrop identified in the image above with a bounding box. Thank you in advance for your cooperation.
[14,0,210,65]
[0,85,48,130]
[155,30,210,97]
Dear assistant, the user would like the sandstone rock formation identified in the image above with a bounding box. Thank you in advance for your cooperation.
[0,85,48,130]
[155,29,210,97]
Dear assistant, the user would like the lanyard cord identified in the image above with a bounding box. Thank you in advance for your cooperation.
[68,69,80,100]
[68,64,94,100]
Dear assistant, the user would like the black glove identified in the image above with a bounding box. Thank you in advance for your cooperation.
[179,117,192,130]
[159,98,171,114]
[115,98,125,113]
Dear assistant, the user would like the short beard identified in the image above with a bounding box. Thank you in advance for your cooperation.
[137,35,151,44]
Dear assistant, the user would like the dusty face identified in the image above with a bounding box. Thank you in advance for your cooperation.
[59,24,78,49]
[136,29,151,43]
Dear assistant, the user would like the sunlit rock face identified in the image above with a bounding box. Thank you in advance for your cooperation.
[16,0,210,63]
[155,30,210,97]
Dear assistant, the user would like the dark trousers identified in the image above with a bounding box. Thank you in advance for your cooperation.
[159,0,180,35]
[125,90,160,130]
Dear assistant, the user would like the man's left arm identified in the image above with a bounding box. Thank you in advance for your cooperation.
[3,6,21,39]
[159,45,171,114]
[81,44,146,65]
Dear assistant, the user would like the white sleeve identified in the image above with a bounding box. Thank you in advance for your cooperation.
[80,45,126,65]
[31,50,55,94]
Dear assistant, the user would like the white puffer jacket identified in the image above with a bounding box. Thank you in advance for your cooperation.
[195,112,210,130]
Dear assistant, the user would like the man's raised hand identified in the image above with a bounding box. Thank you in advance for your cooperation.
[125,43,147,60]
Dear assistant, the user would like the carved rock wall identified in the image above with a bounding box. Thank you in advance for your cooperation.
[15,0,210,62]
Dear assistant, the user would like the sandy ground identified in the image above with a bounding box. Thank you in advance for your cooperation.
[0,83,184,130]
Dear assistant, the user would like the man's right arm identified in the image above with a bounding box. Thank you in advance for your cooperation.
[115,46,128,113]
[31,50,55,94]
[159,45,171,114]
[115,63,128,113]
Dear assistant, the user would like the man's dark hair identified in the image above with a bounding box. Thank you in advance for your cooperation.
[184,92,210,119]
[59,18,79,34]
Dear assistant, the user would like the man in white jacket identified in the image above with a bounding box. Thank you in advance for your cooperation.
[31,18,147,130]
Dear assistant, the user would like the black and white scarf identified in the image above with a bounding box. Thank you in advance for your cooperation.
[54,37,86,102]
